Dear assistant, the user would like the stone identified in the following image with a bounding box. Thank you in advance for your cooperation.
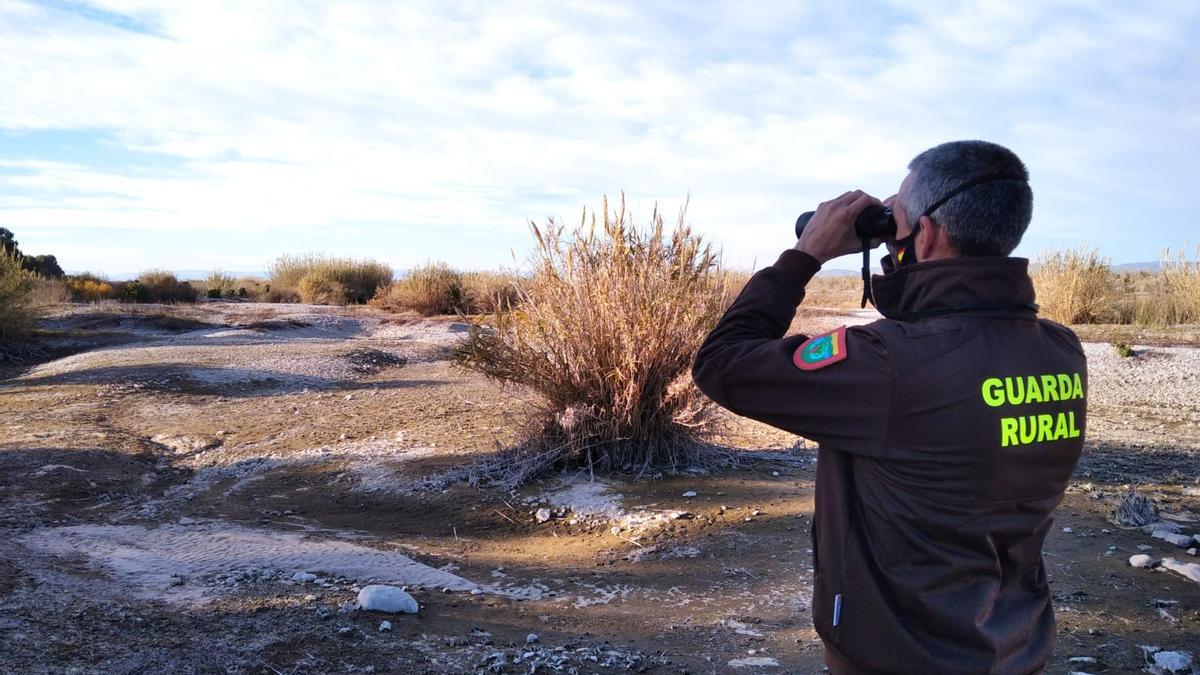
[378,620,392,632]
[356,585,419,614]
[1160,558,1200,584]
[1194,534,1200,546]
[303,594,317,601]
[728,657,781,668]
[1138,545,1155,551]
[1062,527,1074,534]
[526,633,539,644]
[1183,487,1200,497]
[1152,531,1193,548]
[1151,650,1193,673]
[292,572,317,582]
[1189,548,1198,557]
[1144,521,1183,535]
[682,491,697,498]
[535,508,552,523]
[1129,554,1156,569]
[610,526,622,535]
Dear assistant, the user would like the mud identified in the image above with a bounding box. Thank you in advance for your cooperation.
[1,302,1199,673]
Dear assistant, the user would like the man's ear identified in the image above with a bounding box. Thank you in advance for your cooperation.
[918,215,959,261]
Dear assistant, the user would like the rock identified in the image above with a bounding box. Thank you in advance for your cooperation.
[1062,527,1074,534]
[526,633,539,644]
[1068,656,1097,665]
[303,594,317,601]
[1151,650,1193,673]
[292,572,317,582]
[1145,521,1183,535]
[535,508,552,523]
[682,491,697,498]
[337,626,354,637]
[1189,548,1198,557]
[1138,545,1155,551]
[356,585,419,614]
[1130,554,1156,569]
[771,471,779,477]
[728,657,781,668]
[1183,487,1200,497]
[610,526,622,535]
[378,620,392,632]
[1152,530,1193,548]
[1160,558,1200,584]
[1194,534,1200,546]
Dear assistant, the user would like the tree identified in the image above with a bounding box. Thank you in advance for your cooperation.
[0,228,18,257]
[22,254,64,278]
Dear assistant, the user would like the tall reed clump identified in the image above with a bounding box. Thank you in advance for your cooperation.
[461,271,521,314]
[1031,246,1113,324]
[0,253,39,349]
[127,270,197,304]
[454,196,729,484]
[1157,245,1200,323]
[268,254,393,305]
[373,262,465,315]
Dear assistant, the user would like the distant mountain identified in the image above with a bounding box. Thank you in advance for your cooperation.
[1113,262,1161,273]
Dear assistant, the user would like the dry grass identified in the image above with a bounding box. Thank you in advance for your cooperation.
[454,195,729,482]
[30,279,71,306]
[0,253,38,348]
[268,254,393,305]
[130,270,197,304]
[373,262,465,315]
[1031,246,1113,324]
[461,271,521,314]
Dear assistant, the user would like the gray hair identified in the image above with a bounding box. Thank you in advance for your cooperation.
[904,140,1033,257]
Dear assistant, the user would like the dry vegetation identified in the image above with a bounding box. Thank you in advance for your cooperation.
[454,197,729,483]
[267,254,393,305]
[0,253,39,347]
[372,263,520,316]
[1032,245,1200,326]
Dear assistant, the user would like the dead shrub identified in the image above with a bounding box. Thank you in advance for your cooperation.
[1031,247,1112,324]
[0,253,38,348]
[373,262,464,315]
[298,271,349,306]
[130,269,197,304]
[268,254,392,304]
[455,195,728,483]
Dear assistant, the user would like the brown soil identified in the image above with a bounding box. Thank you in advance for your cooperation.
[1,302,1198,674]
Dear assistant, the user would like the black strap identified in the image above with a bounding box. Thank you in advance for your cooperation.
[860,237,873,308]
[922,172,1025,218]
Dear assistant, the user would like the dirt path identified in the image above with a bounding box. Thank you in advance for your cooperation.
[1,303,1198,673]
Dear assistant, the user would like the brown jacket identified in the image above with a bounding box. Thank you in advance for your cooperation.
[693,250,1086,674]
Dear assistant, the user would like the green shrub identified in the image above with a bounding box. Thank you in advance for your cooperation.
[0,253,38,347]
[131,270,197,304]
[455,195,728,483]
[1112,341,1134,358]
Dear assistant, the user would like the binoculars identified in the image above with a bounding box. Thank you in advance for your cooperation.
[795,205,896,241]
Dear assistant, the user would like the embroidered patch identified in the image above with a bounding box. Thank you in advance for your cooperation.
[793,326,848,371]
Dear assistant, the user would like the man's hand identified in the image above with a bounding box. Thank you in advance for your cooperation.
[794,190,884,264]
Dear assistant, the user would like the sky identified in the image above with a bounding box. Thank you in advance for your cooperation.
[1,0,1197,277]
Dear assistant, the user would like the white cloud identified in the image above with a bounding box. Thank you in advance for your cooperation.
[0,0,1197,273]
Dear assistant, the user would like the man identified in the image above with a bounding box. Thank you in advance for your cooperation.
[692,140,1086,674]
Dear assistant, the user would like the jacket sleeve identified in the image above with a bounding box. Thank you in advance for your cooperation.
[692,249,894,456]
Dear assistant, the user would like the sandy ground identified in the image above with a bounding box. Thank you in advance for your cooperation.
[1,301,1199,674]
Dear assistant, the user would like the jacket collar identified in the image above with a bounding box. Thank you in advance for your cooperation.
[871,256,1038,321]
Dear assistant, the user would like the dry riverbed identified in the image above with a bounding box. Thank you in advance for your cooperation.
[1,302,1199,674]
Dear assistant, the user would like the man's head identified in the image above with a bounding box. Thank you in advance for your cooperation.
[890,140,1033,262]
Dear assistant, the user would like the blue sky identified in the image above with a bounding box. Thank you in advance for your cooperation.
[1,0,1197,276]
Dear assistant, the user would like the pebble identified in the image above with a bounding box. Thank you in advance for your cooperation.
[292,572,317,582]
[1068,656,1097,665]
[303,594,317,601]
[356,585,419,613]
[1152,531,1194,548]
[728,657,781,668]
[535,508,552,523]
[1129,554,1156,569]
[378,620,392,632]
[610,526,622,535]
[1184,487,1200,497]
[1138,545,1155,551]
[1189,548,1198,556]
[682,491,697,498]
[1062,527,1073,534]
[526,633,539,644]
[337,626,354,636]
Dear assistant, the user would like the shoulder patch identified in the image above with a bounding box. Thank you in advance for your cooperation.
[793,326,848,371]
